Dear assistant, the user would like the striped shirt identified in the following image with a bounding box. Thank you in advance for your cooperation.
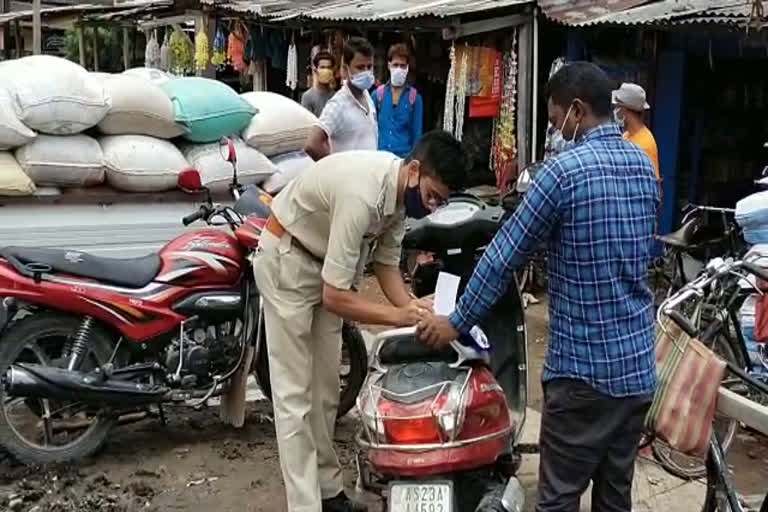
[450,123,660,397]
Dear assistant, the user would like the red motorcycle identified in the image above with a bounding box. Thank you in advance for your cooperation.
[0,139,366,464]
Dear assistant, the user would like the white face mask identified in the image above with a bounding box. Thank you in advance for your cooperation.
[390,66,408,87]
[613,107,626,128]
[553,104,580,150]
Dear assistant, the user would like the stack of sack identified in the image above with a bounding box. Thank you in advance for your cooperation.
[736,191,768,244]
[0,56,284,196]
[239,91,319,194]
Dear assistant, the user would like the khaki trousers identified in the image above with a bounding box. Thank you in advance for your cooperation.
[252,231,344,512]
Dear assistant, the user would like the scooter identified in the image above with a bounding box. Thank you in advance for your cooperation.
[356,195,527,512]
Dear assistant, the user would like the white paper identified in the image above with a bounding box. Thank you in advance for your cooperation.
[434,271,461,316]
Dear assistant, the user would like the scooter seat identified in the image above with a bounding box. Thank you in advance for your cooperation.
[656,217,700,249]
[379,335,457,365]
[1,246,161,289]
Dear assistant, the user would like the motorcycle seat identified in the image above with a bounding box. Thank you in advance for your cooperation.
[378,335,457,365]
[0,246,161,289]
[656,218,699,249]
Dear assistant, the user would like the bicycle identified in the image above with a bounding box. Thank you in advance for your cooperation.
[657,256,768,511]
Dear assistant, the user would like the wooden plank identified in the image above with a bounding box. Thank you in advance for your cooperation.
[716,386,768,437]
[31,0,39,54]
[442,14,529,40]
[77,24,84,66]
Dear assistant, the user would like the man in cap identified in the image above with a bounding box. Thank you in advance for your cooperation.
[612,82,660,182]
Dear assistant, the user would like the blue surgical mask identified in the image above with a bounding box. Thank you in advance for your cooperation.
[404,180,431,219]
[349,70,375,91]
[390,67,408,87]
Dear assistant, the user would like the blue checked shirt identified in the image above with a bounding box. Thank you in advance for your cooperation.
[449,123,660,397]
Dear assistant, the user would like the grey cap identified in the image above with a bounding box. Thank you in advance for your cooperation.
[612,83,650,111]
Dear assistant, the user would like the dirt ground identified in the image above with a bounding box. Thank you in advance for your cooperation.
[1,278,766,512]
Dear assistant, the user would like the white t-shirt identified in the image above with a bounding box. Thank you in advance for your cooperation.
[318,84,378,154]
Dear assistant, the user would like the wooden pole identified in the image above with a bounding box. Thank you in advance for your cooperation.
[32,0,41,55]
[122,26,130,70]
[77,25,85,66]
[13,19,20,58]
[92,26,98,71]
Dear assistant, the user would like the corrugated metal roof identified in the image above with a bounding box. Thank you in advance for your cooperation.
[204,0,531,21]
[538,0,650,24]
[566,0,765,27]
[0,0,170,24]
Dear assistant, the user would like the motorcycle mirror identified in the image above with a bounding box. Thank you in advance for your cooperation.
[515,168,531,194]
[219,137,237,165]
[178,168,205,193]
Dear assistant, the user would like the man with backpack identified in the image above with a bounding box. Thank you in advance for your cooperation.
[375,43,423,158]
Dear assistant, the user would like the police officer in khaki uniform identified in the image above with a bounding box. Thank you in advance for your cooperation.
[252,130,468,512]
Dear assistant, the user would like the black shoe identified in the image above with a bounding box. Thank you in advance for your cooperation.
[322,492,367,512]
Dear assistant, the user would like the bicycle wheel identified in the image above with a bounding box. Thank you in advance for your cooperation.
[652,331,743,480]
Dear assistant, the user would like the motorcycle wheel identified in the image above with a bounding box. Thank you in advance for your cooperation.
[0,312,119,465]
[253,321,367,419]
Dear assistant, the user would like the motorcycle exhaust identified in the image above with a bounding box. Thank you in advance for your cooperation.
[3,363,168,406]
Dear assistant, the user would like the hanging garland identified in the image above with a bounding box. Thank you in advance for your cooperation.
[491,29,519,189]
[144,30,160,69]
[170,28,193,75]
[454,46,468,141]
[443,43,456,134]
[194,28,210,73]
[159,30,171,71]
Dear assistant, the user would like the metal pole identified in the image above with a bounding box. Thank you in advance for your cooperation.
[77,25,85,66]
[122,26,130,70]
[530,9,539,163]
[32,0,41,55]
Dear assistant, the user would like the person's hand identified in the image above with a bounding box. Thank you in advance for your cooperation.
[417,315,459,348]
[394,300,431,327]
[412,296,434,312]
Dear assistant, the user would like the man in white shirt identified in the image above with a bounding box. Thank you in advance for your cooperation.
[305,37,378,160]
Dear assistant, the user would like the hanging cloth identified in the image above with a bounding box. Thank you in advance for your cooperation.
[228,22,247,72]
[252,59,267,91]
[211,23,227,67]
[145,30,160,69]
[159,31,171,72]
[286,39,298,91]
[454,46,468,141]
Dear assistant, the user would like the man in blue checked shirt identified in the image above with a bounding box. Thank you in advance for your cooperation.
[418,62,660,512]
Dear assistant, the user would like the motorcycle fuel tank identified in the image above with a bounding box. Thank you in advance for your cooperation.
[156,229,244,287]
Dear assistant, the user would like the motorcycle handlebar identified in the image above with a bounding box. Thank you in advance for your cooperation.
[182,205,210,226]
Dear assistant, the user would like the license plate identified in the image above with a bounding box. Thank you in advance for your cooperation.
[388,481,452,512]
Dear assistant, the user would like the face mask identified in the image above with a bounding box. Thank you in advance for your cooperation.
[316,68,333,85]
[613,107,625,128]
[404,179,431,219]
[349,70,375,91]
[390,67,408,87]
[552,104,580,150]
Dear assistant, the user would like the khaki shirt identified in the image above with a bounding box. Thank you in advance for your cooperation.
[271,150,405,290]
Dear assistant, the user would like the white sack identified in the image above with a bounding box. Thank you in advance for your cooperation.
[16,134,105,187]
[101,135,190,192]
[182,137,277,192]
[123,67,171,85]
[240,92,320,156]
[0,88,36,150]
[0,56,111,134]
[0,151,35,196]
[98,75,186,138]
[263,150,312,194]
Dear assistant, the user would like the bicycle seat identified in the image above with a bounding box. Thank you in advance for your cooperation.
[656,218,700,249]
[0,246,161,288]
